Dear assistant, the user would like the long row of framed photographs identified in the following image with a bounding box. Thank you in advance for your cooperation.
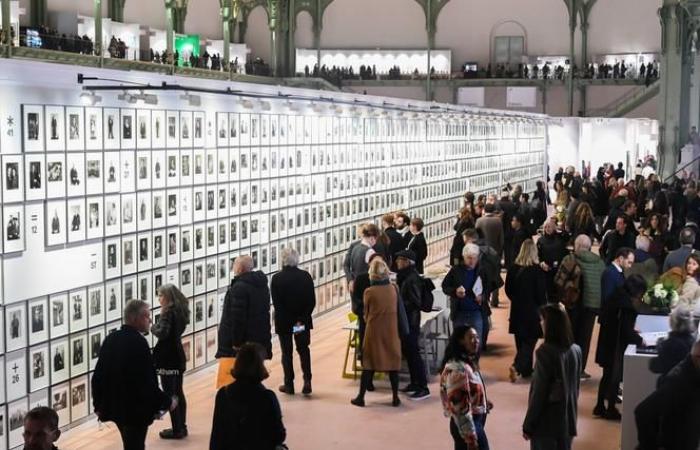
[22,104,547,155]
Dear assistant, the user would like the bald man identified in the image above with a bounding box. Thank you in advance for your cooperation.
[635,339,700,450]
[216,255,272,360]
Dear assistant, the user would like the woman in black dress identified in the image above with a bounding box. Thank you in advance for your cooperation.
[152,284,190,439]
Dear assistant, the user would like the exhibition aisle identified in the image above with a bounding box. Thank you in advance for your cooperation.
[59,286,622,450]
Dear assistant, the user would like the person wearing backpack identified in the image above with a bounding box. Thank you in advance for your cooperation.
[395,250,430,400]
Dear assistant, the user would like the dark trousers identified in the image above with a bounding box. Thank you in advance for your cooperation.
[569,306,597,372]
[597,365,619,409]
[449,414,489,450]
[357,369,398,400]
[401,325,427,389]
[514,335,537,377]
[160,374,186,433]
[116,423,148,450]
[279,330,312,385]
[530,437,573,450]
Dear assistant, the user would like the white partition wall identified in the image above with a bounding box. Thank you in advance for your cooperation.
[0,59,545,439]
[296,48,452,76]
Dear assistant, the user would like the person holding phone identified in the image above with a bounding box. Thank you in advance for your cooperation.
[271,247,316,396]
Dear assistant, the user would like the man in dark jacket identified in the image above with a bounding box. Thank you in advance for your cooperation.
[601,247,634,309]
[23,406,61,450]
[217,255,273,360]
[382,213,404,270]
[395,250,430,400]
[271,248,316,396]
[506,213,529,269]
[92,300,174,450]
[406,218,428,274]
[475,203,504,307]
[600,216,636,263]
[635,341,700,450]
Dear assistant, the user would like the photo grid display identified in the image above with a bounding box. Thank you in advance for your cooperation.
[3,103,546,439]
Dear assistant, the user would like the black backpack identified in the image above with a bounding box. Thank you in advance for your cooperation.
[419,277,436,312]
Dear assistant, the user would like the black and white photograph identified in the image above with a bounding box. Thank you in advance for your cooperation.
[69,288,88,332]
[85,106,103,150]
[151,150,166,190]
[103,108,121,150]
[151,110,165,148]
[207,327,218,362]
[8,397,28,449]
[29,344,49,392]
[104,195,121,237]
[122,234,137,275]
[66,152,86,197]
[51,382,70,427]
[105,280,122,322]
[89,327,103,370]
[27,297,48,345]
[121,193,136,234]
[229,113,239,146]
[152,229,166,268]
[103,151,121,193]
[70,375,89,421]
[136,109,151,148]
[194,111,205,147]
[2,155,23,203]
[193,148,205,185]
[167,191,179,225]
[194,297,205,331]
[181,264,193,297]
[180,150,193,185]
[167,228,180,264]
[136,151,151,191]
[216,112,228,147]
[50,337,69,383]
[49,293,69,339]
[67,198,85,243]
[137,193,152,231]
[66,106,85,150]
[152,190,165,229]
[121,108,135,148]
[5,303,26,352]
[181,227,193,261]
[138,233,151,271]
[166,150,179,186]
[86,196,103,240]
[45,200,66,247]
[46,154,66,198]
[123,276,135,302]
[24,154,44,201]
[6,350,27,403]
[138,273,151,304]
[104,237,121,280]
[180,111,193,147]
[45,105,66,151]
[88,284,105,326]
[3,205,24,253]
[179,187,193,225]
[120,150,136,193]
[85,152,103,195]
[23,104,44,152]
[218,148,229,182]
[70,333,88,376]
[194,332,206,367]
[166,110,179,148]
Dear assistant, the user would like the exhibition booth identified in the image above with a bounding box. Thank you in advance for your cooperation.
[295,48,452,77]
[205,40,249,68]
[0,57,546,443]
[48,13,141,60]
[595,52,659,78]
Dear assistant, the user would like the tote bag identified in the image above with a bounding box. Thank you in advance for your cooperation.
[216,357,236,389]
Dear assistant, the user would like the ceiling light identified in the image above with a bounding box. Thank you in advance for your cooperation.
[79,91,102,106]
[180,92,201,107]
[239,99,255,110]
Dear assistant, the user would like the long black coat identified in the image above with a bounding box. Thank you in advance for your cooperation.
[397,266,422,330]
[635,357,700,450]
[92,325,171,426]
[217,271,272,359]
[209,380,286,450]
[595,286,643,368]
[505,265,546,338]
[271,266,316,335]
[406,232,428,274]
[152,306,188,373]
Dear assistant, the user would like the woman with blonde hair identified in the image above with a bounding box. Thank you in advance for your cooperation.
[152,284,191,439]
[570,202,599,242]
[351,258,405,407]
[505,239,547,382]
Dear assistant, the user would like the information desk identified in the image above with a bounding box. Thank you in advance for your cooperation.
[621,314,670,450]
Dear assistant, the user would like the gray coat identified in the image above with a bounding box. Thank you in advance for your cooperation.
[475,213,504,256]
[662,245,695,273]
[523,343,582,439]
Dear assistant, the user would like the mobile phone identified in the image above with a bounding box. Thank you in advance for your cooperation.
[292,324,305,334]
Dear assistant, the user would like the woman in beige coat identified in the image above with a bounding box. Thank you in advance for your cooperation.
[677,254,700,309]
[351,259,402,408]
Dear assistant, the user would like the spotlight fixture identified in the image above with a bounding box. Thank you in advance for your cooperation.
[239,99,255,110]
[180,92,201,107]
[137,92,159,106]
[310,102,325,114]
[286,100,302,112]
[258,100,272,111]
[117,91,137,104]
[79,91,102,106]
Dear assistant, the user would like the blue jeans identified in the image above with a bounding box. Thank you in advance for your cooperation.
[450,414,489,450]
[453,309,484,343]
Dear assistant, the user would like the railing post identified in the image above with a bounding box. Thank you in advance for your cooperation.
[94,0,103,65]
[1,0,11,57]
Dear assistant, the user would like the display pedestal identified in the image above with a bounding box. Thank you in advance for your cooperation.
[620,314,669,450]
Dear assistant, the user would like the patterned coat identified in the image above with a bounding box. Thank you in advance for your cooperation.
[440,358,487,449]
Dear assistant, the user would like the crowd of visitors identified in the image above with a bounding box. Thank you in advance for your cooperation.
[22,153,700,450]
[20,26,94,55]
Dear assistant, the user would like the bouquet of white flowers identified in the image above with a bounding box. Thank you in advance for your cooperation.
[642,282,678,309]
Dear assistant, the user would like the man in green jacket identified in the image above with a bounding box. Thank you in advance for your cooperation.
[558,234,605,379]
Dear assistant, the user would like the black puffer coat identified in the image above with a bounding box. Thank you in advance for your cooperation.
[217,271,272,359]
[152,305,189,374]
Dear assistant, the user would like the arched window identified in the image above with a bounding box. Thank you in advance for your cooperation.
[490,20,528,66]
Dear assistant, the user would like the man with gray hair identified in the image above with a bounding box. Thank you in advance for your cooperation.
[92,300,175,450]
[442,243,488,343]
[663,227,697,272]
[271,247,316,395]
[626,234,659,286]
[217,255,272,361]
